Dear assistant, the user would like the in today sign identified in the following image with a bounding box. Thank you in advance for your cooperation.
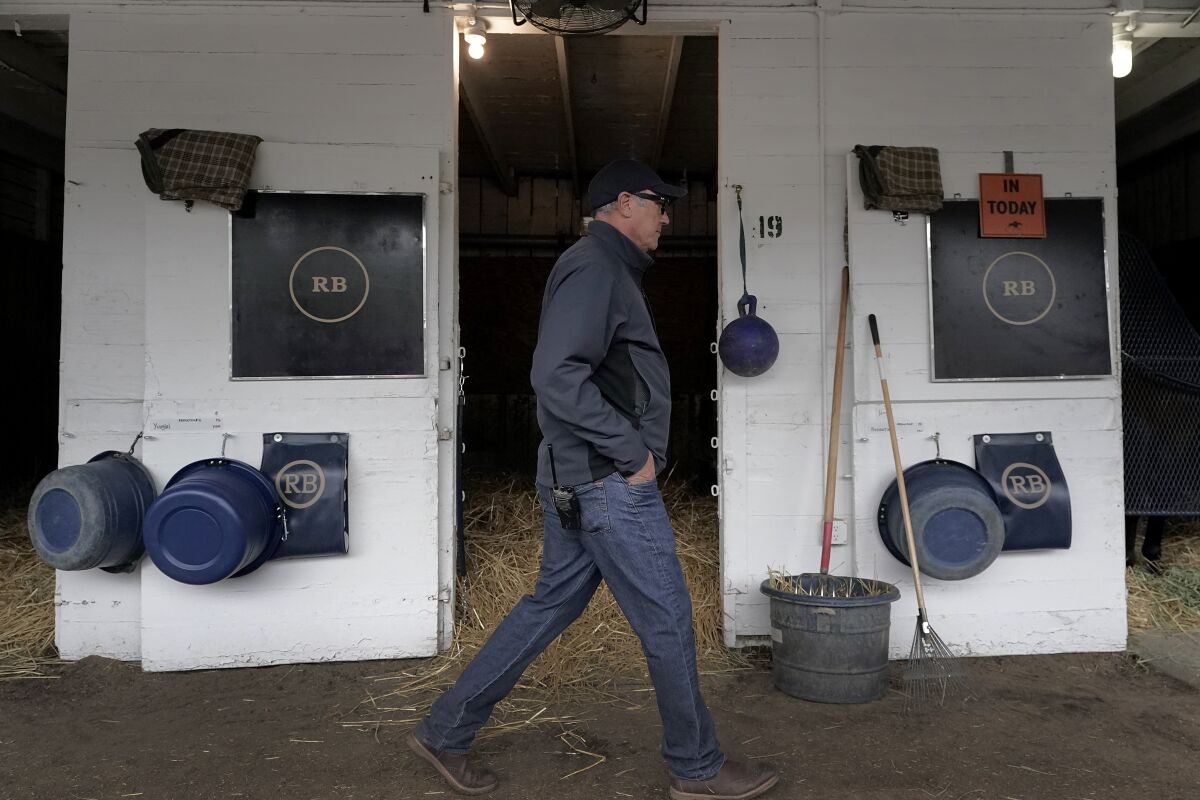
[978,173,1046,238]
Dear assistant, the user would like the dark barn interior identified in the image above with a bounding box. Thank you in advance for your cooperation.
[457,33,719,487]
[1116,35,1200,331]
[1,28,66,492]
[1113,33,1200,560]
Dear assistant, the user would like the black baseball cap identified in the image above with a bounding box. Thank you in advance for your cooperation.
[586,159,687,210]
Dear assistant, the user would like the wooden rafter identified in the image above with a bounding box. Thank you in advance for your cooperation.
[554,36,580,193]
[651,37,683,171]
[460,63,516,197]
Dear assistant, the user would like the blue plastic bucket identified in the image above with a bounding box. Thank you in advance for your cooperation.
[143,458,282,585]
[877,459,1005,581]
[27,451,157,572]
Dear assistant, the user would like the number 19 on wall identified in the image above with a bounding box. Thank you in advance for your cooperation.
[757,215,783,239]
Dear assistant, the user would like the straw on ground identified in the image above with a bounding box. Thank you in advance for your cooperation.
[0,486,58,680]
[343,473,749,738]
[1127,519,1200,633]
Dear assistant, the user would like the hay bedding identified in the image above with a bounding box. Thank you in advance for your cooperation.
[349,473,749,736]
[0,488,57,680]
[1127,518,1200,633]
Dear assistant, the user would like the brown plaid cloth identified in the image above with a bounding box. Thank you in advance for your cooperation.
[136,129,263,211]
[853,144,943,215]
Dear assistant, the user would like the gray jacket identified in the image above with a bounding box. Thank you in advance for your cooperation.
[531,220,671,488]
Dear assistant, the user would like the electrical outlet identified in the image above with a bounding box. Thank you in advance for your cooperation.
[831,518,848,545]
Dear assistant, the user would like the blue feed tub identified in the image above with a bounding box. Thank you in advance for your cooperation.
[877,459,1005,581]
[27,451,157,572]
[143,458,283,585]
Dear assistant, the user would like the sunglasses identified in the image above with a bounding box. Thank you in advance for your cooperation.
[631,192,675,213]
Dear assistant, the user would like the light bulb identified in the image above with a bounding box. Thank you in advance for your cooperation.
[1112,34,1133,78]
[463,15,486,61]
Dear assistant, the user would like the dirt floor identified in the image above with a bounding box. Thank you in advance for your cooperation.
[2,651,1199,800]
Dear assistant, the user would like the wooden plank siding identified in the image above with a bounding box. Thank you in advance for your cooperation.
[719,11,1125,657]
[56,7,456,669]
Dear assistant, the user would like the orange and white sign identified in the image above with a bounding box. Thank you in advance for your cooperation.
[979,173,1046,238]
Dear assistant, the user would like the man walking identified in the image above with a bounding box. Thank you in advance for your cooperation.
[408,159,779,800]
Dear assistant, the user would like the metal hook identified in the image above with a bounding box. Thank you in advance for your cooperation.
[930,431,941,458]
[126,431,144,456]
[458,346,467,397]
[220,432,232,458]
[734,184,743,202]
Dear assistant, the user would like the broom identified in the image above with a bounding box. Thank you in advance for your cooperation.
[868,313,966,707]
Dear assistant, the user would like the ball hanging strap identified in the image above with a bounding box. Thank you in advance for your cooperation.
[718,184,779,378]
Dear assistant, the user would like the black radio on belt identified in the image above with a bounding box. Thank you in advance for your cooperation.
[548,444,581,530]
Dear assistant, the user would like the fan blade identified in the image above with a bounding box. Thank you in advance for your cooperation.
[530,0,566,19]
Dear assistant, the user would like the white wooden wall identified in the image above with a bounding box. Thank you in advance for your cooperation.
[718,12,830,646]
[53,5,459,670]
[718,9,1126,656]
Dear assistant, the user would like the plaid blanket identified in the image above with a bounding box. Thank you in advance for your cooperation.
[853,144,943,215]
[136,128,263,211]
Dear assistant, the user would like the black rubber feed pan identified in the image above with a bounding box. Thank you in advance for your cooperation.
[877,459,1005,581]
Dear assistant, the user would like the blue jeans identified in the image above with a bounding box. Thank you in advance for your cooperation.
[414,471,725,780]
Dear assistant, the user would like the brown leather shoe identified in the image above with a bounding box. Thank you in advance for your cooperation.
[406,732,499,795]
[668,758,780,800]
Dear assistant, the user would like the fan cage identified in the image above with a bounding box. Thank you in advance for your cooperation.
[510,0,647,36]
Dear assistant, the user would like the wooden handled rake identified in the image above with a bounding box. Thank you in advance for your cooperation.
[868,313,967,708]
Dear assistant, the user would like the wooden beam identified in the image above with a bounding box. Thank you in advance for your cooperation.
[460,63,516,197]
[553,37,579,194]
[651,37,683,172]
[0,33,67,95]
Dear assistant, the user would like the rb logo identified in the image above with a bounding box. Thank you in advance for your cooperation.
[275,459,327,509]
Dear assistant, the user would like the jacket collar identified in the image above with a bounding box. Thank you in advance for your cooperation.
[587,219,654,277]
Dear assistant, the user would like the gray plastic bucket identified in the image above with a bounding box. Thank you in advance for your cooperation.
[877,459,1005,580]
[760,574,900,704]
[27,451,157,572]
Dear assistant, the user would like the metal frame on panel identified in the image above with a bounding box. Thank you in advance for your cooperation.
[925,196,1114,383]
[227,189,429,381]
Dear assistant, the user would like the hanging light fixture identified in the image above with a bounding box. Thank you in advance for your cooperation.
[1112,31,1133,78]
[463,12,487,61]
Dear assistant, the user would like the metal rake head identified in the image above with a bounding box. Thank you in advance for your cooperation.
[902,617,968,710]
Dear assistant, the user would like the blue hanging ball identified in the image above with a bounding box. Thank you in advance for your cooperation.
[718,294,779,378]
